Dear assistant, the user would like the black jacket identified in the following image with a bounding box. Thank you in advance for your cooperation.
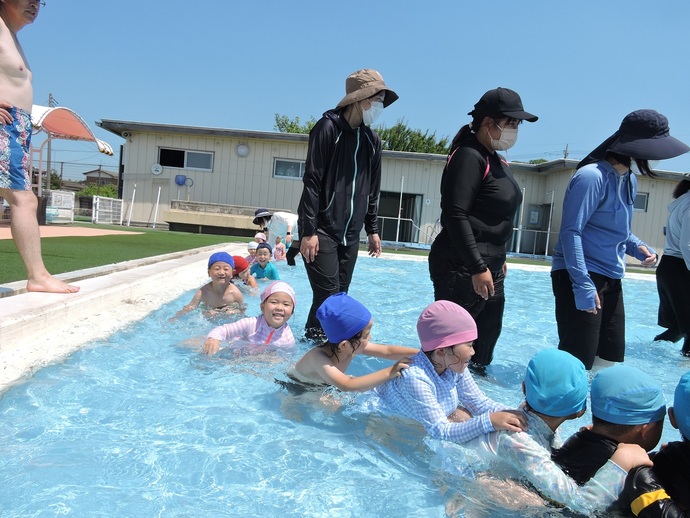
[430,133,523,274]
[621,466,688,517]
[297,109,381,246]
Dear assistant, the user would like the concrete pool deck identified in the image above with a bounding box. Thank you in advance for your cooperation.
[0,242,246,394]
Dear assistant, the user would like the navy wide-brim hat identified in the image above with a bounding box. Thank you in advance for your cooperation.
[253,208,272,226]
[578,109,690,168]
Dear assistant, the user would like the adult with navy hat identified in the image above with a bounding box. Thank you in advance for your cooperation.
[428,87,538,371]
[252,208,301,266]
[296,69,398,339]
[551,110,690,370]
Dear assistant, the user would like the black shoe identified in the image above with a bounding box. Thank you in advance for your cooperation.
[305,327,327,341]
[654,329,683,343]
[468,361,488,377]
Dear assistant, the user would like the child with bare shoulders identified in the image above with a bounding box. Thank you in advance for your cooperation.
[172,252,243,319]
[288,293,417,392]
[273,236,286,261]
[203,281,295,355]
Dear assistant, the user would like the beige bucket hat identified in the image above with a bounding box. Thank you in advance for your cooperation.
[335,69,399,109]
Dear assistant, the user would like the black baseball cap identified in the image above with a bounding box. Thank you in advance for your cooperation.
[469,87,538,122]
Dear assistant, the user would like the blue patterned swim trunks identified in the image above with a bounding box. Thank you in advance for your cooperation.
[0,107,33,191]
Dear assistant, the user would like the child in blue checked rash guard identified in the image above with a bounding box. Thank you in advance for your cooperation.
[450,349,652,515]
[373,300,526,443]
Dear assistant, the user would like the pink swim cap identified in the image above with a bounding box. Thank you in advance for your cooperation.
[260,281,296,307]
[417,300,477,352]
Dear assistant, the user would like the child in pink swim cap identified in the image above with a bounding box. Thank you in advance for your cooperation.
[203,281,296,355]
[289,293,418,391]
[374,300,526,443]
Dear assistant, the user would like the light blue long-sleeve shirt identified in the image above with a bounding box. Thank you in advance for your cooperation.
[552,161,654,310]
[663,191,690,269]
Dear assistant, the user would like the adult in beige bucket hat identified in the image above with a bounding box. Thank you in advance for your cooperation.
[296,69,398,339]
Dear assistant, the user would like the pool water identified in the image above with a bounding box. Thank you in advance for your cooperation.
[0,257,687,517]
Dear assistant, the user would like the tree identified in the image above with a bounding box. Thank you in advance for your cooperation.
[76,184,118,199]
[376,119,450,154]
[274,114,450,154]
[49,171,62,190]
[529,158,548,165]
[274,114,317,134]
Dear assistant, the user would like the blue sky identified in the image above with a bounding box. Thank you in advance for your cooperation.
[23,1,690,180]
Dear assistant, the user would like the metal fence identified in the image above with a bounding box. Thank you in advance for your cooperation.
[92,196,124,225]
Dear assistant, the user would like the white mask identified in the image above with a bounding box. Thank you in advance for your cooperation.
[490,124,518,151]
[362,101,383,126]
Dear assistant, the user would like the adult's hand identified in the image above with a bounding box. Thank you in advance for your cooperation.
[285,234,292,246]
[472,269,494,300]
[0,101,13,124]
[584,292,602,314]
[367,233,382,257]
[638,246,658,268]
[300,235,319,263]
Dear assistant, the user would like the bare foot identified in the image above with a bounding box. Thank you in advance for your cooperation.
[27,276,80,294]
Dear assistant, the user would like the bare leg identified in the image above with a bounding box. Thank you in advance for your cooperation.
[2,188,79,293]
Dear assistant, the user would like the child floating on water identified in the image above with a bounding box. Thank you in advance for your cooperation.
[203,281,296,355]
[288,293,417,392]
[172,252,243,319]
[251,243,280,280]
[373,300,526,443]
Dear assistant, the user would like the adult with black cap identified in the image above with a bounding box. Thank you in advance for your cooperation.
[428,87,538,371]
[252,208,301,266]
[551,109,690,370]
[297,69,398,339]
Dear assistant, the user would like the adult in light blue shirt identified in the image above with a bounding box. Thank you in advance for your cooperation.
[551,110,689,369]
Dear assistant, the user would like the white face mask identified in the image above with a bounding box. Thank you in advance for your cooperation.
[362,101,383,126]
[630,159,661,175]
[489,123,518,151]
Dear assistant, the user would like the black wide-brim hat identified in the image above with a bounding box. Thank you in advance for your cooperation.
[578,109,690,168]
[253,208,272,226]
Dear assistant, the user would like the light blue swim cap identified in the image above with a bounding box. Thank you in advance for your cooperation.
[524,349,588,417]
[591,365,666,425]
[674,371,690,439]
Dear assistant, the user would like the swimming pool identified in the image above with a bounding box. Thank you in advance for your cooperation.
[0,256,686,516]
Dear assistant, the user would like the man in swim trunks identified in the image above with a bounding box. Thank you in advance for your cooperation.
[0,0,78,293]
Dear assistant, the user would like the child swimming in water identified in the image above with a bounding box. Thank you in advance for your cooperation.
[288,293,417,392]
[231,255,258,290]
[203,281,296,355]
[172,252,243,319]
[250,243,280,280]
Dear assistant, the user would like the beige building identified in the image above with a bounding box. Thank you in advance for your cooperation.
[97,119,689,257]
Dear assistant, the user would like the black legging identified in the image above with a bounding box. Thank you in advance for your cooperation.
[428,251,506,366]
[302,231,360,335]
[656,254,690,350]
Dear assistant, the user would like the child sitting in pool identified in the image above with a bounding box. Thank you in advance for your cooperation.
[273,236,286,261]
[288,293,417,392]
[449,349,651,515]
[203,281,296,355]
[245,241,259,266]
[250,243,280,280]
[373,300,526,443]
[172,252,243,319]
[231,255,258,290]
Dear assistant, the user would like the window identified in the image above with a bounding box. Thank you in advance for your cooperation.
[159,148,213,171]
[274,159,305,179]
[633,192,649,212]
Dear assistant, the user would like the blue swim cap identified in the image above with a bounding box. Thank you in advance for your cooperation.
[208,252,234,269]
[256,242,272,254]
[591,365,666,425]
[316,293,372,344]
[673,371,690,439]
[524,349,588,417]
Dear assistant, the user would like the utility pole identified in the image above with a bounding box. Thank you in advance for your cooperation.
[563,144,569,159]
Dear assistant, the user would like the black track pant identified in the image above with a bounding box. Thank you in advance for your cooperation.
[302,232,360,334]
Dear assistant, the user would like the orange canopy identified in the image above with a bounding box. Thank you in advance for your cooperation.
[31,105,114,156]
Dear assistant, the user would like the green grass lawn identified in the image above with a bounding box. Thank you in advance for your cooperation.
[0,224,244,284]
